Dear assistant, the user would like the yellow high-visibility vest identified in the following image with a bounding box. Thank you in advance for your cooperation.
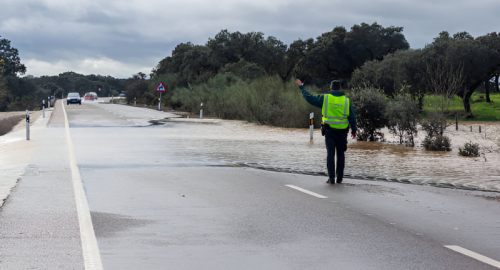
[322,94,350,129]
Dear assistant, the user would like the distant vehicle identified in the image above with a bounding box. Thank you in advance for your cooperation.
[119,92,126,98]
[90,92,98,100]
[67,92,81,105]
[84,93,94,101]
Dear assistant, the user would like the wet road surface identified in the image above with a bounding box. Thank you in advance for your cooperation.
[0,99,499,269]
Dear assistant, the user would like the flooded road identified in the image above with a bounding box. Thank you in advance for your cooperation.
[154,120,500,192]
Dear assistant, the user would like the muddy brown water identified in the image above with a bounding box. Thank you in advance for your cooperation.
[155,120,500,193]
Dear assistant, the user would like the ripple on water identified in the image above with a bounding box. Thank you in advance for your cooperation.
[161,121,500,193]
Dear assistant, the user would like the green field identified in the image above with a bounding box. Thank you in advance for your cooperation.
[422,92,500,121]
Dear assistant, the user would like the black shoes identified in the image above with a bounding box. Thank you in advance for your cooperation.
[326,178,343,184]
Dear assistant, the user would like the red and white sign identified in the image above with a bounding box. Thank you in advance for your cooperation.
[156,82,166,92]
[98,88,101,91]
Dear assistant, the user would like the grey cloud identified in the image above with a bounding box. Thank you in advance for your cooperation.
[2,0,500,78]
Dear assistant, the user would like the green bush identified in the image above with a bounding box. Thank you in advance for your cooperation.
[459,141,480,157]
[347,87,388,141]
[170,74,322,128]
[0,114,24,136]
[422,135,451,151]
[420,110,447,138]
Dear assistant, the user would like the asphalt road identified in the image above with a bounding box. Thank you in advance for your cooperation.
[0,98,499,269]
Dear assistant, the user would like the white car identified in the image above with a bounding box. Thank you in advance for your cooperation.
[90,92,98,100]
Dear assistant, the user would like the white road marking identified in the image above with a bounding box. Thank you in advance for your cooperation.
[62,103,103,270]
[445,245,500,268]
[286,185,328,199]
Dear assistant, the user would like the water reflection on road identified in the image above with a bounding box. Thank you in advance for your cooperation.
[156,120,500,192]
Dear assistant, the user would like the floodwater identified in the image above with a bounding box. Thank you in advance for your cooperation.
[155,120,500,193]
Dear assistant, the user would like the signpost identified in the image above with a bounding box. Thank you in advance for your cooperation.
[156,82,166,111]
[26,110,30,140]
[310,112,314,144]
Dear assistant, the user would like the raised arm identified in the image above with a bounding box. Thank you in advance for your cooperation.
[296,79,323,108]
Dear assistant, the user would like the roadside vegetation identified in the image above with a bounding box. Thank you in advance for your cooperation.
[0,114,23,136]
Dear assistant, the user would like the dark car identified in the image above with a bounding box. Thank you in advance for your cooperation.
[67,92,81,105]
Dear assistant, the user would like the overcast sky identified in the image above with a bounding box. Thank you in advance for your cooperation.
[1,0,499,78]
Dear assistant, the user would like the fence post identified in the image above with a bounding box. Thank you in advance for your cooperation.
[309,112,314,144]
[479,125,481,133]
[200,103,203,119]
[455,113,458,131]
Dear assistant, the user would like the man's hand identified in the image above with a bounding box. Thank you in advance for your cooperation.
[351,134,356,139]
[296,79,304,86]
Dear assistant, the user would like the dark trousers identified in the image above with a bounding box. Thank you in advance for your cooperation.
[325,129,348,181]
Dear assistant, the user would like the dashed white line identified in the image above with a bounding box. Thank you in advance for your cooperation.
[62,103,103,270]
[286,185,328,199]
[445,245,500,268]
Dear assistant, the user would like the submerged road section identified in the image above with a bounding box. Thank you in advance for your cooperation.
[0,98,499,269]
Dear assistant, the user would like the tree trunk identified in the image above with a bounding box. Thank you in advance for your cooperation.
[496,75,499,92]
[485,80,491,102]
[463,90,474,118]
[418,93,425,112]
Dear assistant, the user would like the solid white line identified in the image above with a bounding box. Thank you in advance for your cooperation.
[286,185,328,199]
[62,103,103,270]
[445,245,500,268]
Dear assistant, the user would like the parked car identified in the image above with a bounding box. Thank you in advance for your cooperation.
[90,92,98,100]
[67,92,81,105]
[84,92,94,100]
[119,92,126,98]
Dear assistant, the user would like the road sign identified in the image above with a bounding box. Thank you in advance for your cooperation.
[98,88,101,91]
[156,82,166,92]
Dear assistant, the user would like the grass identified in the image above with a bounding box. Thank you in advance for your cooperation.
[0,115,24,136]
[422,92,500,121]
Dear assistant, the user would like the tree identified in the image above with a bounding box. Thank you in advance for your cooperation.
[425,58,465,112]
[348,87,389,141]
[0,36,26,76]
[278,39,312,82]
[179,45,214,83]
[206,30,288,77]
[296,23,409,85]
[219,59,266,80]
[350,49,427,109]
[386,92,420,146]
[0,59,7,109]
[352,31,500,117]
[428,31,500,117]
[477,32,500,94]
[124,72,150,104]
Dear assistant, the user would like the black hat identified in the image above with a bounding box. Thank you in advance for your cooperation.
[330,80,341,90]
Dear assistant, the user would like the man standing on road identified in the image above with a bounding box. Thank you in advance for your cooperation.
[297,79,356,184]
